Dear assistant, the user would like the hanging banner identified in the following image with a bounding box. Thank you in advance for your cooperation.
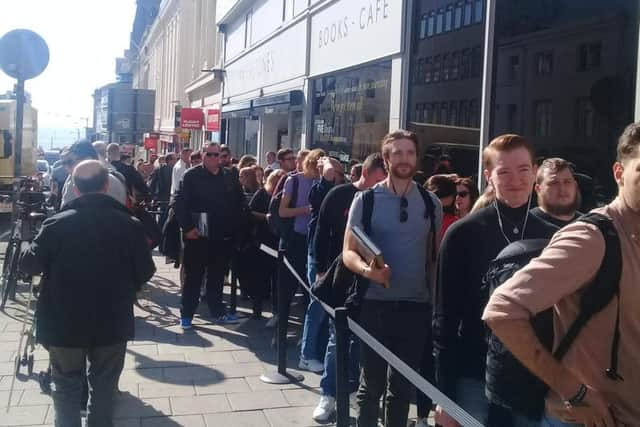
[206,109,220,132]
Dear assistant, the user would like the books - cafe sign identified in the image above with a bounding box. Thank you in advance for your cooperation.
[310,0,403,76]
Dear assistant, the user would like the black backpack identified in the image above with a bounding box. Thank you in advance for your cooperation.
[312,185,437,317]
[483,212,623,420]
[268,172,299,238]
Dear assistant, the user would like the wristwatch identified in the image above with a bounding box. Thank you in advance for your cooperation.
[564,384,588,408]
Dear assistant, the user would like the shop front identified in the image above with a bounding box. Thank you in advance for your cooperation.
[308,0,406,162]
[221,19,307,163]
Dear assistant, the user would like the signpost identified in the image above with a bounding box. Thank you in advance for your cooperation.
[0,29,49,178]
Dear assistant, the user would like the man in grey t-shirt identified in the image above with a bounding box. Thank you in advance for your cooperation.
[60,141,127,208]
[343,130,442,427]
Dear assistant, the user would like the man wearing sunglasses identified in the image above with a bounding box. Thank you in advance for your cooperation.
[174,143,248,328]
[342,130,442,427]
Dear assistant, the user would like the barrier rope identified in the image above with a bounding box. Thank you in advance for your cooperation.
[259,244,485,427]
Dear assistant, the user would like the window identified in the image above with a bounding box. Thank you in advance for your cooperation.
[416,58,426,84]
[425,57,433,83]
[507,104,518,131]
[425,104,434,123]
[474,0,483,23]
[449,101,459,126]
[576,97,596,137]
[471,46,482,78]
[460,100,470,126]
[415,103,425,122]
[445,6,454,32]
[460,49,471,79]
[534,101,553,137]
[577,42,602,72]
[441,103,449,125]
[454,3,463,29]
[419,14,428,39]
[470,99,479,128]
[443,54,450,81]
[464,1,473,26]
[433,55,442,82]
[436,10,444,34]
[427,13,436,37]
[244,10,253,48]
[451,51,460,80]
[508,55,520,80]
[535,51,553,76]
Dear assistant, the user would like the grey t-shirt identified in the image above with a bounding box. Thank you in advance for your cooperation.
[61,172,128,208]
[346,182,442,302]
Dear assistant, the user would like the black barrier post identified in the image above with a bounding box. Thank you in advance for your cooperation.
[334,307,349,427]
[230,269,237,315]
[260,247,304,384]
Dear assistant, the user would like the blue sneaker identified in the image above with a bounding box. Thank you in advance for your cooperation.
[180,317,193,329]
[217,313,239,324]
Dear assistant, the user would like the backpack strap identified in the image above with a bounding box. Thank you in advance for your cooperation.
[361,189,374,235]
[553,212,623,380]
[417,186,437,262]
[290,173,299,208]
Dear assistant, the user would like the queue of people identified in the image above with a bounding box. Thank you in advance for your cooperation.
[20,123,640,427]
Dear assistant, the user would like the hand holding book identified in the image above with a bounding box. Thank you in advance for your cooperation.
[365,260,391,289]
[352,225,390,288]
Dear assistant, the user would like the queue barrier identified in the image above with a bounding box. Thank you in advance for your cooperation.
[257,244,484,427]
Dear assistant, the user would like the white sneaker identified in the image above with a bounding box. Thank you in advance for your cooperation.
[298,357,324,373]
[312,395,335,421]
[415,417,429,427]
[265,315,278,328]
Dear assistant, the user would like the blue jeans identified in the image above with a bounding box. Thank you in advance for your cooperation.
[320,319,360,397]
[300,252,329,361]
[49,342,126,427]
[455,378,541,427]
[456,378,490,425]
[539,415,582,427]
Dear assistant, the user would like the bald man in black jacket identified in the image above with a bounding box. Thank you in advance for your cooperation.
[20,160,156,427]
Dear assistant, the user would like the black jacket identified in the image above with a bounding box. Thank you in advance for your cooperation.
[20,194,156,347]
[150,165,172,201]
[111,160,150,199]
[312,183,359,273]
[174,165,248,241]
[433,202,557,399]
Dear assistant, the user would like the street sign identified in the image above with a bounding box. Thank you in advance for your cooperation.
[0,29,49,80]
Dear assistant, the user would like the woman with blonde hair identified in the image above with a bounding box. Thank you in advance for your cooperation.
[245,169,286,318]
[278,148,325,333]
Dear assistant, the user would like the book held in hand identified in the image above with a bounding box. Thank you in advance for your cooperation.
[351,225,389,288]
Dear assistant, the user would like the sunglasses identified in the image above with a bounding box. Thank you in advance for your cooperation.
[283,156,296,161]
[205,152,220,158]
[457,191,470,198]
[400,196,408,223]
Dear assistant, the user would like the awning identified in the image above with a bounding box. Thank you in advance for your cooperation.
[221,100,251,119]
[221,90,304,119]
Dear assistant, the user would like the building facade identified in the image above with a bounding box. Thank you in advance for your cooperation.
[92,81,155,145]
[217,0,408,165]
[217,0,640,198]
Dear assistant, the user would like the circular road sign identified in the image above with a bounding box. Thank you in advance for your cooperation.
[0,29,49,80]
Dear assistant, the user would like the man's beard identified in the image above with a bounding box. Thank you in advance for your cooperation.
[390,163,416,180]
[541,193,581,217]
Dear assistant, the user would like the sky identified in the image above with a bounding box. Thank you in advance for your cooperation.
[0,0,136,130]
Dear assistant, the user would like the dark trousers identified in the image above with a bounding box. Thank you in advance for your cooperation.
[356,300,429,427]
[416,306,434,418]
[280,232,308,309]
[181,238,232,319]
[49,342,126,427]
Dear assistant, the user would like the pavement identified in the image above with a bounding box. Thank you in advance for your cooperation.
[0,249,428,427]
